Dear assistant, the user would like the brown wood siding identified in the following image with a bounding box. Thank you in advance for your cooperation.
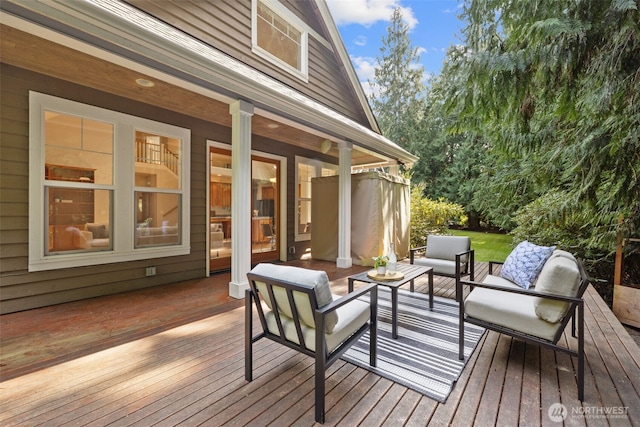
[125,0,370,127]
[0,65,221,314]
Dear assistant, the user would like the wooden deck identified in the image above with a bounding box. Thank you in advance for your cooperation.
[1,260,639,426]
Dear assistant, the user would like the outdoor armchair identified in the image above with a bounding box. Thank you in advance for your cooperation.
[456,251,591,401]
[246,263,377,423]
[410,235,474,282]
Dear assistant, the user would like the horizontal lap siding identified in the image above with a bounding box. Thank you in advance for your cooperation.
[0,66,211,314]
[126,0,369,127]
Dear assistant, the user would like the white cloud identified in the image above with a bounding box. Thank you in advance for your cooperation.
[354,35,367,46]
[443,3,464,14]
[326,0,418,29]
[351,56,377,82]
[350,56,377,97]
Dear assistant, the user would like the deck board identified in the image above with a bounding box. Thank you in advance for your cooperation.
[1,260,639,426]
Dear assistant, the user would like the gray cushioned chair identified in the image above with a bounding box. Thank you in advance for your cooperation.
[410,235,474,281]
[246,263,377,423]
[457,251,591,401]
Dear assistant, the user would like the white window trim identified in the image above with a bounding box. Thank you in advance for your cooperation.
[251,0,309,82]
[294,155,337,242]
[28,92,191,272]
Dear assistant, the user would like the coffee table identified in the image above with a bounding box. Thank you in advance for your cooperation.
[348,263,433,339]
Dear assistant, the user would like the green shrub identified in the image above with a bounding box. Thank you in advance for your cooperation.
[510,189,615,259]
[410,183,466,248]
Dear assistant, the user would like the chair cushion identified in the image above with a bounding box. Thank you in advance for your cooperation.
[500,241,555,289]
[425,235,470,261]
[249,263,338,333]
[413,257,457,276]
[548,249,576,263]
[533,255,581,323]
[264,296,370,352]
[464,275,561,341]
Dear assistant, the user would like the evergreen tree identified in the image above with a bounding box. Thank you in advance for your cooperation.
[368,7,426,154]
[446,0,640,253]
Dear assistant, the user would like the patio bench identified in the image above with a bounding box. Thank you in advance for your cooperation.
[246,263,377,423]
[456,247,591,401]
[410,235,474,282]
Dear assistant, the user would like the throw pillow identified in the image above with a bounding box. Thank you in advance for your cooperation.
[500,241,555,289]
[87,224,108,239]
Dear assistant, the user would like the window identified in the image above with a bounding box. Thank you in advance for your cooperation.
[29,92,190,271]
[134,131,182,248]
[295,156,337,241]
[252,0,309,81]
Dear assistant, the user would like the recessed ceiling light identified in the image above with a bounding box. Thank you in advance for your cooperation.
[136,78,155,87]
[267,123,279,129]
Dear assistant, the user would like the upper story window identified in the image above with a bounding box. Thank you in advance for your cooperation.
[29,92,190,272]
[252,0,309,81]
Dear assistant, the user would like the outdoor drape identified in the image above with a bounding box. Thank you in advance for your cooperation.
[311,171,410,266]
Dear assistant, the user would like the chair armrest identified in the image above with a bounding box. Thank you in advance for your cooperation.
[488,260,504,275]
[409,246,427,263]
[455,249,475,280]
[455,248,474,258]
[458,279,584,304]
[316,283,377,315]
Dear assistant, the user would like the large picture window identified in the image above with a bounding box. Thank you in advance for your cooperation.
[29,92,190,271]
[252,0,308,81]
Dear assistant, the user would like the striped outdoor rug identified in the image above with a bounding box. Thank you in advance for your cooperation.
[341,287,485,403]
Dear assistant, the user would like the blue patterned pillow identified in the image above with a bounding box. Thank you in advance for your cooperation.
[500,241,555,289]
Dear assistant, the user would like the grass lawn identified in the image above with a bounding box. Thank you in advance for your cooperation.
[448,229,514,262]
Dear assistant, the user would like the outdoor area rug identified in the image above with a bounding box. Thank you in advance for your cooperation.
[341,287,485,403]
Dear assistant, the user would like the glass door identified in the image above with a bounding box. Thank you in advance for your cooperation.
[209,148,280,272]
[251,156,279,263]
[209,148,232,272]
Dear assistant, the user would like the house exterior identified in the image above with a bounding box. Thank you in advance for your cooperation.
[0,0,418,314]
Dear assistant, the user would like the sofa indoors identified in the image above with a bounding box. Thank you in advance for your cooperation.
[135,223,179,246]
[210,223,224,249]
[83,223,110,248]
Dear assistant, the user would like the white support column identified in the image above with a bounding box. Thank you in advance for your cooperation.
[336,141,353,268]
[229,100,254,298]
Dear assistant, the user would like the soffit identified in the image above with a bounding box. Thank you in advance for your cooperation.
[1,24,389,164]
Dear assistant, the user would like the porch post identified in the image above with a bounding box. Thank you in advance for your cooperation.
[229,100,254,298]
[336,141,352,268]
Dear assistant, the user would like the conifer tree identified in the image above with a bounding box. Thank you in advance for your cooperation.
[368,7,426,154]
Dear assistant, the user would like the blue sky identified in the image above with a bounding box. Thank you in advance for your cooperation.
[326,0,465,94]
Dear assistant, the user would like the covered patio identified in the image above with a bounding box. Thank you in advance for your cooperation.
[1,260,638,426]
